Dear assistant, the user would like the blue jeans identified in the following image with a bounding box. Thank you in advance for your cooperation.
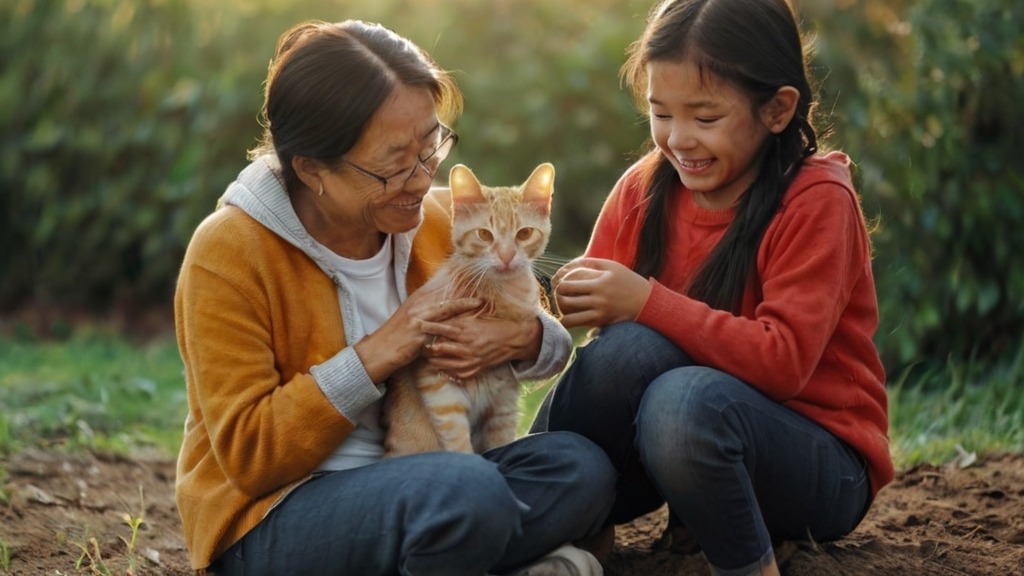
[209,431,615,576]
[533,323,870,574]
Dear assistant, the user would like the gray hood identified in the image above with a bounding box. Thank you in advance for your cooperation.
[218,155,416,344]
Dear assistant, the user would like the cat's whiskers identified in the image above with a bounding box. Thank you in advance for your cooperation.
[445,263,488,301]
[534,254,574,265]
[453,260,536,311]
[453,264,499,317]
[532,254,573,280]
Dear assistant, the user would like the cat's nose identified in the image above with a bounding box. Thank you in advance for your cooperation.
[498,248,516,268]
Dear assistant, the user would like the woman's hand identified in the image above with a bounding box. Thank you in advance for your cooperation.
[354,286,482,383]
[423,315,542,380]
[553,257,652,329]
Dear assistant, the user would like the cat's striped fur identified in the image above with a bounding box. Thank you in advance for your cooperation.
[382,163,556,456]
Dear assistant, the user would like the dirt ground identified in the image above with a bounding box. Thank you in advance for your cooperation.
[2,449,1023,575]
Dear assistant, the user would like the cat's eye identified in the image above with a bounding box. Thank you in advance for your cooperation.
[516,228,535,241]
[477,229,494,242]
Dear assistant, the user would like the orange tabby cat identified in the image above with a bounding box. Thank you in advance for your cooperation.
[382,162,556,456]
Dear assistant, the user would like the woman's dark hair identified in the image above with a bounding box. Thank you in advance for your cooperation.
[621,0,819,312]
[250,20,463,192]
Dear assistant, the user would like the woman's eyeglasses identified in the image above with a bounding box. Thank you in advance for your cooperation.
[341,124,458,194]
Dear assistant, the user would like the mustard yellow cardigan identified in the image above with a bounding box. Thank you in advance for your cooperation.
[174,187,451,572]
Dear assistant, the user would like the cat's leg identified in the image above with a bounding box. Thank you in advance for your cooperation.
[417,370,475,453]
[383,364,445,457]
[476,370,521,453]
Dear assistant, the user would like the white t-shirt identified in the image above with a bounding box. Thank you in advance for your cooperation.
[314,235,401,471]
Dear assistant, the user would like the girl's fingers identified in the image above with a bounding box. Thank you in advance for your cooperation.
[552,259,589,290]
[559,309,596,329]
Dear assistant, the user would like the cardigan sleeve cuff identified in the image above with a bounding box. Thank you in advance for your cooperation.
[511,312,573,381]
[310,347,383,423]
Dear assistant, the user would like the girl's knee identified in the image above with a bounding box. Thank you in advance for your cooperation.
[637,367,743,455]
[647,366,744,413]
[564,322,691,405]
[584,322,689,367]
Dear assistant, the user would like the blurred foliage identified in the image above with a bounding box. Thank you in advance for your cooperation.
[809,0,1024,369]
[1,0,1021,372]
[1,0,263,311]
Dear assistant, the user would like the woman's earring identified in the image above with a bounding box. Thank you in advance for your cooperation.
[318,182,324,197]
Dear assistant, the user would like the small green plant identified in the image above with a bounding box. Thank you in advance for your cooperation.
[117,487,146,575]
[61,486,148,576]
[0,464,8,506]
[0,412,11,456]
[71,535,111,576]
[1,538,12,572]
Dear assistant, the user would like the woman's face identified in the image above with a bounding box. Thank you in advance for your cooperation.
[320,85,443,243]
[647,59,772,210]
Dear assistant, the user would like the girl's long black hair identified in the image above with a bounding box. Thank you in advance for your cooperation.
[621,0,820,313]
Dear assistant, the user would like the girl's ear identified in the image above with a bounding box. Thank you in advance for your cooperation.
[761,86,800,134]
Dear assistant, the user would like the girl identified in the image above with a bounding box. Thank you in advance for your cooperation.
[534,0,893,574]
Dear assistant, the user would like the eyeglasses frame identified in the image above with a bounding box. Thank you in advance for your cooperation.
[340,124,458,194]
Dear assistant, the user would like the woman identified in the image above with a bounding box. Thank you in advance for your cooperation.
[174,20,614,576]
[533,1,893,575]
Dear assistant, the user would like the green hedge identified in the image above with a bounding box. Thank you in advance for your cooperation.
[812,0,1024,367]
[2,0,1021,372]
[1,0,264,309]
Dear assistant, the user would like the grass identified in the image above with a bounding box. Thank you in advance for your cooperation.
[888,340,1024,467]
[0,328,1022,470]
[0,328,187,457]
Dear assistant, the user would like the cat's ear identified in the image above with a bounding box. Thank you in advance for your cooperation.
[449,164,486,205]
[522,163,555,213]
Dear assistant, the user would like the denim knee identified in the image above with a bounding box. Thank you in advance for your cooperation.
[556,322,691,415]
[491,431,616,520]
[486,432,617,572]
[406,453,523,543]
[635,367,745,485]
[579,322,690,380]
[551,431,618,502]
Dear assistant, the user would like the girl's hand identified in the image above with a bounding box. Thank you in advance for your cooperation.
[354,286,482,383]
[423,315,542,380]
[553,258,652,329]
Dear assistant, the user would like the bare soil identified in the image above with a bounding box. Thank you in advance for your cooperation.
[2,449,1024,575]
